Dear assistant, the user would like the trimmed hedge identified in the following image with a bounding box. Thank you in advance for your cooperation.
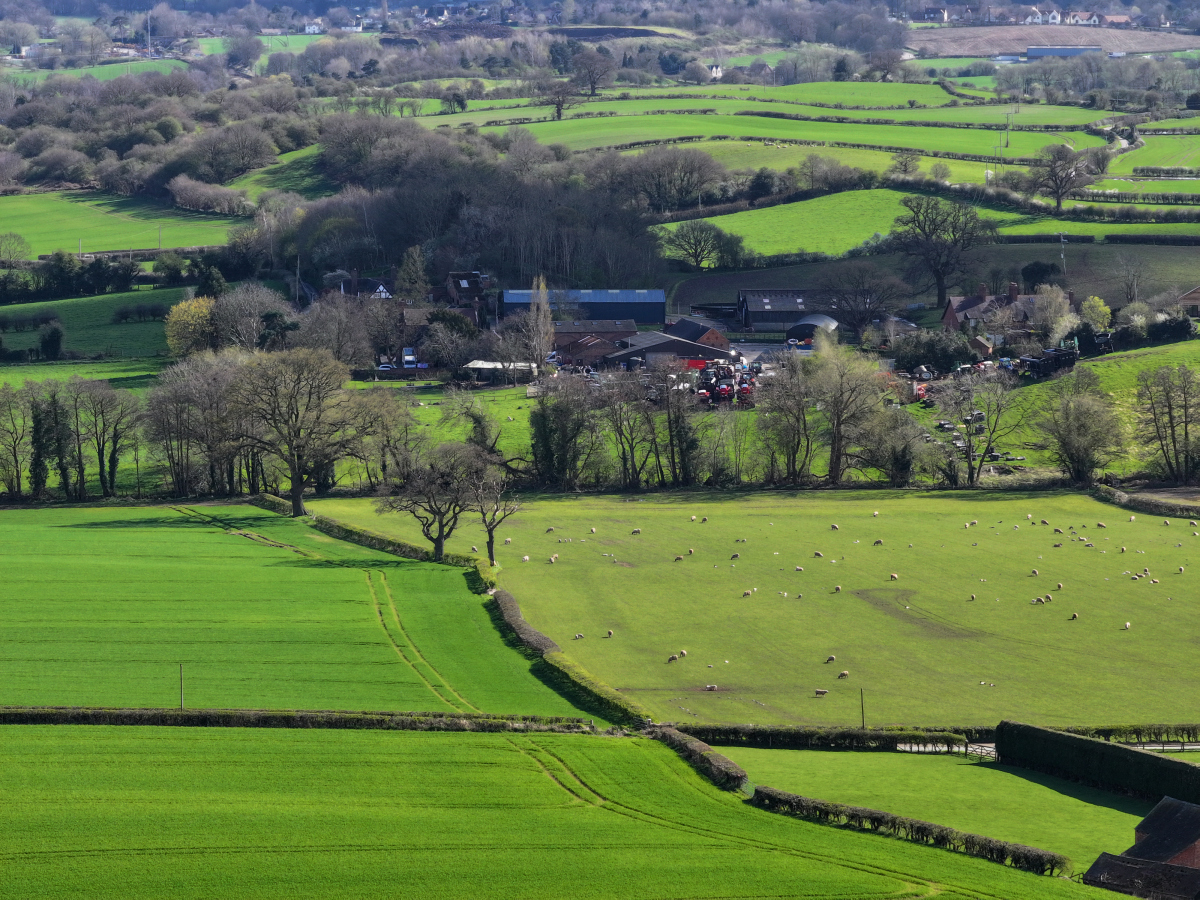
[0,706,593,731]
[541,651,655,728]
[248,493,292,516]
[995,720,1200,803]
[1104,233,1200,245]
[683,723,973,750]
[492,589,561,654]
[751,785,1070,876]
[647,726,748,791]
[1063,723,1200,744]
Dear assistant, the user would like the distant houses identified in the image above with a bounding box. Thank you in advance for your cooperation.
[500,289,666,325]
[1084,796,1200,899]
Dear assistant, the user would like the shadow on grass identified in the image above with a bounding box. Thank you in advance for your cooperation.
[973,759,1156,819]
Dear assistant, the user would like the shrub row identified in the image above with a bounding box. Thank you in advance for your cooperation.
[1104,233,1200,245]
[1075,189,1200,206]
[0,706,593,730]
[682,723,974,750]
[1063,723,1200,744]
[647,726,748,791]
[111,302,169,323]
[540,651,655,728]
[1091,484,1200,522]
[750,785,1070,876]
[492,589,561,654]
[1132,166,1200,176]
[166,175,254,217]
[0,310,59,332]
[997,234,1096,244]
[995,720,1200,803]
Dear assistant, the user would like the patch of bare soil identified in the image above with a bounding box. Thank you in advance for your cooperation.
[909,25,1200,57]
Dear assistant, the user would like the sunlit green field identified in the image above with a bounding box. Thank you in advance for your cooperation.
[0,505,582,717]
[11,58,186,82]
[726,748,1152,868]
[0,192,236,258]
[228,144,337,199]
[0,726,1111,899]
[1110,133,1200,173]
[310,491,1200,728]
[0,287,184,359]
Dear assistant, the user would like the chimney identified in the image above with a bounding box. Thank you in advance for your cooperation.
[1068,289,1076,310]
[1009,282,1019,303]
[978,282,988,300]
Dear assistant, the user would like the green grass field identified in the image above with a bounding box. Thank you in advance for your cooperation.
[0,358,167,391]
[1110,134,1200,173]
[228,144,337,199]
[310,491,1200,727]
[0,192,237,258]
[10,58,187,82]
[725,748,1151,868]
[0,726,1112,899]
[0,504,582,717]
[434,113,1104,157]
[671,188,1200,256]
[0,287,183,359]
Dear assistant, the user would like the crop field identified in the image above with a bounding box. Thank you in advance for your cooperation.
[679,141,1004,183]
[906,24,1200,56]
[726,748,1153,868]
[672,188,1200,256]
[1140,115,1200,130]
[0,192,237,258]
[9,58,187,82]
[228,144,337,200]
[0,504,583,716]
[311,491,1200,728]
[0,358,167,391]
[0,726,1112,900]
[0,287,183,359]
[1093,177,1200,194]
[447,114,1104,157]
[1109,134,1200,173]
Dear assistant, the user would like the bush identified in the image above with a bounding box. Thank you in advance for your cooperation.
[166,175,254,216]
[647,726,747,790]
[540,651,655,727]
[890,331,976,374]
[684,723,974,750]
[492,589,560,654]
[38,320,63,360]
[995,720,1200,803]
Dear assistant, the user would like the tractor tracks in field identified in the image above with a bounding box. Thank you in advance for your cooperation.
[509,736,1025,900]
[365,570,481,714]
[172,506,316,557]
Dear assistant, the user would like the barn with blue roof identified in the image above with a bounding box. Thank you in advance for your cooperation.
[500,289,666,325]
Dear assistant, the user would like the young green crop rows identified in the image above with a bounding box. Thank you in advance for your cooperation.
[0,725,1115,899]
[0,505,580,717]
[312,491,1200,727]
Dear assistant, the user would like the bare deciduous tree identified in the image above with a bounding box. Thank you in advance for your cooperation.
[1136,364,1200,485]
[377,442,479,560]
[932,370,1031,485]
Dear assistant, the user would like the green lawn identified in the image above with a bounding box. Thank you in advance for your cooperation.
[0,726,1111,900]
[0,192,237,258]
[0,287,184,358]
[11,58,187,82]
[1110,134,1200,173]
[724,748,1152,869]
[0,358,167,391]
[433,113,1104,157]
[311,491,1200,728]
[672,188,1200,257]
[229,144,337,200]
[0,504,583,717]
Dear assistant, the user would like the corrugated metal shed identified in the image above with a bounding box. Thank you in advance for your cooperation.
[502,289,666,325]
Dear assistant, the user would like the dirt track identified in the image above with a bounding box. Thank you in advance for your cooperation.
[908,25,1200,56]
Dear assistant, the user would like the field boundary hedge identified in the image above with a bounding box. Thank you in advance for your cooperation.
[246,494,497,590]
[0,706,594,731]
[680,723,976,748]
[647,725,748,790]
[1091,484,1200,519]
[995,720,1200,803]
[750,785,1070,876]
[540,651,655,727]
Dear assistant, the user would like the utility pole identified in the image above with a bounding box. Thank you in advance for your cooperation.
[1056,232,1068,276]
[860,688,865,729]
[179,663,184,710]
[158,225,162,250]
[295,253,301,305]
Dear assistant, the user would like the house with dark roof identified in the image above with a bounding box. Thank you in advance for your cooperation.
[501,289,666,325]
[737,290,806,329]
[1084,797,1200,899]
[602,331,734,368]
[943,282,1031,331]
[446,271,489,305]
[664,317,729,351]
[553,320,638,365]
[1178,285,1200,317]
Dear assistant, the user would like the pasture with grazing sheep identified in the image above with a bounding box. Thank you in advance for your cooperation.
[312,491,1200,727]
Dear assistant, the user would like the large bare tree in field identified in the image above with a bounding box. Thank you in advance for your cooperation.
[229,348,356,515]
[1137,364,1200,485]
[377,442,480,560]
[891,195,995,309]
[932,370,1031,486]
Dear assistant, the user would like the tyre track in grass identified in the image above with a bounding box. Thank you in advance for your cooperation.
[525,737,1047,900]
[364,570,466,713]
[377,571,483,713]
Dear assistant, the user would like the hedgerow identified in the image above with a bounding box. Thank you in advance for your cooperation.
[683,723,975,750]
[751,785,1070,876]
[646,726,748,791]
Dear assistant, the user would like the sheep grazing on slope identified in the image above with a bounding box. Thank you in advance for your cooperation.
[1057,583,1063,590]
[815,689,829,697]
[1027,514,1033,520]
[1165,520,1171,526]
[546,527,555,533]
[1181,567,1186,574]
[691,516,696,522]
[873,511,879,517]
[574,633,584,639]
[1054,543,1063,548]
[471,546,477,552]
[1121,547,1126,553]
[831,524,839,531]
[838,670,849,679]
[1031,569,1039,576]
[504,537,512,544]
[549,557,556,564]
[873,540,883,546]
[834,585,842,593]
[814,551,824,558]
[705,685,717,691]
[1054,528,1064,534]
[971,594,976,600]
[890,573,899,581]
[1041,520,1050,526]
[701,517,708,523]
[1070,613,1078,620]
[607,629,614,637]
[826,655,836,663]
[667,654,678,662]
[1097,522,1107,529]
[731,553,740,560]
[742,590,752,597]
[522,556,529,562]
[675,556,684,562]
[1125,622,1132,630]
[680,650,687,657]
[795,566,804,572]
[631,528,641,535]
[590,528,596,534]
[1130,516,1136,522]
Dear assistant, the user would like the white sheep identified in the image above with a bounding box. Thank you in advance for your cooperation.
[675,556,684,562]
[504,537,512,544]
[1032,569,1039,576]
[1070,613,1078,620]
[814,551,824,558]
[680,650,687,657]
[1125,622,1131,630]
[831,524,839,531]
[1097,522,1107,529]
[549,557,556,564]
[1181,567,1186,574]
[574,633,584,639]
[1057,582,1063,589]
[873,539,883,546]
[631,528,641,535]
[742,590,752,597]
[838,670,849,679]
[873,511,879,517]
[1130,516,1136,521]
[834,585,842,593]
[890,573,899,581]
[825,655,836,663]
[667,654,678,662]
[1055,528,1064,534]
[795,566,804,572]
[691,516,696,522]
[522,555,529,562]
[705,685,717,691]
[546,527,555,533]
[1165,520,1171,526]
[1041,519,1050,526]
[970,594,975,600]
[607,629,613,637]
[471,546,477,552]
[688,548,694,555]
[1027,514,1033,520]
[701,517,708,523]
[815,689,829,697]
[591,527,596,534]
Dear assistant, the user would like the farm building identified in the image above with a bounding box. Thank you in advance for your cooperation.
[737,290,806,330]
[923,7,949,21]
[664,317,730,351]
[1026,45,1103,57]
[1084,797,1200,899]
[603,331,735,368]
[501,289,666,325]
[1177,285,1200,317]
[445,271,490,305]
[336,276,392,300]
[943,282,1035,331]
[786,314,839,342]
[553,320,638,366]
